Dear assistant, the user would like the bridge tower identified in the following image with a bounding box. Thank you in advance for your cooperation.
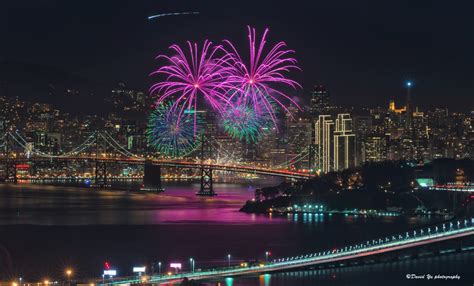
[94,132,109,188]
[197,133,216,196]
[142,160,164,192]
[0,133,17,183]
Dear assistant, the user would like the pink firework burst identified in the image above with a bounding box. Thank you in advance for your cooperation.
[150,40,230,133]
[222,26,302,126]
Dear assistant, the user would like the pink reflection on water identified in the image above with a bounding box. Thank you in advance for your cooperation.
[0,181,289,225]
[148,184,286,224]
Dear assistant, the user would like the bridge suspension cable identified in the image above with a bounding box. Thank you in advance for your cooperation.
[4,131,145,159]
[6,131,97,158]
[99,132,144,159]
[273,147,310,169]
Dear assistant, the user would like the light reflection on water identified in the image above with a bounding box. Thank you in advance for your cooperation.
[0,182,423,226]
[0,181,284,225]
[0,180,459,281]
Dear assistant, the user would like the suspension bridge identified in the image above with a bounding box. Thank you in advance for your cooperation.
[0,131,313,195]
[102,217,474,285]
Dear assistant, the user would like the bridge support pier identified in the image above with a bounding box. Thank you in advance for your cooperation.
[197,133,216,196]
[94,160,109,188]
[197,166,215,196]
[142,162,164,192]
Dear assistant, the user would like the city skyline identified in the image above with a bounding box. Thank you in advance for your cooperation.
[1,1,474,285]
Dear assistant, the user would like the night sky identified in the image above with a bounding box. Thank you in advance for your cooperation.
[2,0,474,110]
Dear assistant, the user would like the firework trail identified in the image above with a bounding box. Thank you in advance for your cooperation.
[150,40,231,133]
[146,102,200,157]
[222,26,301,127]
[148,12,200,20]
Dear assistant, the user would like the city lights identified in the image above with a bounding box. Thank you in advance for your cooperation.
[1,3,473,286]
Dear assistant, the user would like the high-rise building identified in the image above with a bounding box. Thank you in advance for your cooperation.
[315,114,356,173]
[363,135,387,162]
[333,114,356,171]
[286,118,312,167]
[353,115,373,164]
[310,85,330,120]
[315,115,334,173]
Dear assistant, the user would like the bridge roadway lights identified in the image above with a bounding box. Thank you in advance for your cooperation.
[105,218,474,285]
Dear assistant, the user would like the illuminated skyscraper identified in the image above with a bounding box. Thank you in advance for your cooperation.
[334,114,356,171]
[315,114,356,173]
[315,115,334,173]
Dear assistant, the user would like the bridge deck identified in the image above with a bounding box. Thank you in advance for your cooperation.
[1,156,311,179]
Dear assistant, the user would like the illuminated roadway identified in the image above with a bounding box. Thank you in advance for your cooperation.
[104,217,474,285]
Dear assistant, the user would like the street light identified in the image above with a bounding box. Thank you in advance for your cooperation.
[158,261,162,276]
[189,258,195,273]
[265,251,271,262]
[227,254,231,268]
[66,269,73,286]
